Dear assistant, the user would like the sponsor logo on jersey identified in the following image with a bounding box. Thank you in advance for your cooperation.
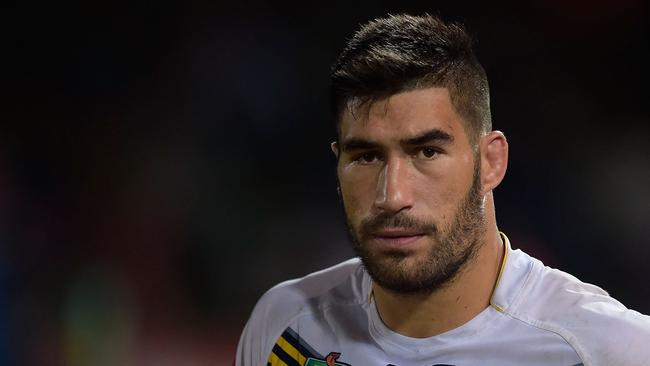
[304,352,351,366]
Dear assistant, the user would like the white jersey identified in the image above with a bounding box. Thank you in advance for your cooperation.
[235,235,650,366]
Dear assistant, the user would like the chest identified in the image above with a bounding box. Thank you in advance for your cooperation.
[266,310,582,366]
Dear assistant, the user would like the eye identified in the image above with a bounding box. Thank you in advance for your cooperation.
[416,147,440,159]
[355,152,380,164]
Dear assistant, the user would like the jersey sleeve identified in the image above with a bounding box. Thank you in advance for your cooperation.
[234,259,362,366]
[517,261,650,366]
[234,280,305,366]
[234,313,266,366]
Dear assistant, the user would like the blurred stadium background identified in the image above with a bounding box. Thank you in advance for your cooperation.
[1,1,648,365]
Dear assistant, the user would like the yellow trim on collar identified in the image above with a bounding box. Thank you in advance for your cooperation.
[489,232,510,313]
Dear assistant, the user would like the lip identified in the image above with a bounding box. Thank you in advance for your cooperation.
[371,230,427,249]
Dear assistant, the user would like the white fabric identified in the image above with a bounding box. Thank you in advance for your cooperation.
[236,235,650,366]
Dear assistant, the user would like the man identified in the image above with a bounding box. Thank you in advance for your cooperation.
[235,14,650,366]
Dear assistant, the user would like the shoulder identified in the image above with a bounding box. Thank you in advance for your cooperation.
[511,251,650,366]
[253,257,366,321]
[235,258,366,366]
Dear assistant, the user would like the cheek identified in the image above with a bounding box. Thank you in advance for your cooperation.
[338,167,377,224]
[414,159,474,214]
[415,177,455,217]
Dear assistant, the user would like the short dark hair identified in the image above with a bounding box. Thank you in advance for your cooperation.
[330,14,491,145]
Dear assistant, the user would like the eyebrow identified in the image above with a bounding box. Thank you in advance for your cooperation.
[340,138,379,152]
[340,128,454,152]
[402,129,454,146]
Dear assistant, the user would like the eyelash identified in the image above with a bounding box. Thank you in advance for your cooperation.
[417,147,440,159]
[354,152,381,164]
[352,147,441,164]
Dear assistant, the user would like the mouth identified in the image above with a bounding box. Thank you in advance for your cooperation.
[370,229,428,248]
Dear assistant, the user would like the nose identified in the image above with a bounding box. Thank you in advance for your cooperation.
[374,157,414,213]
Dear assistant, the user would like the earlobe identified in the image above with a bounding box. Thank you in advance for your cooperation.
[331,141,340,158]
[480,131,509,193]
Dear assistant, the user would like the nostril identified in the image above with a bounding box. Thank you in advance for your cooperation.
[373,159,414,212]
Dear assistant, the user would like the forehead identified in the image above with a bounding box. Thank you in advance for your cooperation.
[339,87,468,143]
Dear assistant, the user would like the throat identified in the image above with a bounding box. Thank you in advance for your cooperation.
[372,284,486,338]
[371,235,505,338]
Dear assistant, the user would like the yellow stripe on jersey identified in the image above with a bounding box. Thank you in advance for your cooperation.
[267,331,311,366]
[277,335,308,364]
[490,232,510,314]
[267,351,288,366]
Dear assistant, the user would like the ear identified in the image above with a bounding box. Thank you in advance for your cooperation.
[332,142,342,196]
[331,141,340,158]
[479,131,508,194]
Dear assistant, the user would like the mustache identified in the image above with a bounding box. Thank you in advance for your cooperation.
[359,212,438,238]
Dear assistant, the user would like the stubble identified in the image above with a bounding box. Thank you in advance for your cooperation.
[344,160,486,295]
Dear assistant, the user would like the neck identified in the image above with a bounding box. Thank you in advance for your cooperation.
[371,194,505,338]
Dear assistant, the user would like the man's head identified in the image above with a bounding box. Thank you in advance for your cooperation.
[330,15,508,295]
[331,14,491,147]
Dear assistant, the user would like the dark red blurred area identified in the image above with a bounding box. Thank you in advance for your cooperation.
[1,1,647,365]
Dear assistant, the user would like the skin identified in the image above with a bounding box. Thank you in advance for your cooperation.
[332,87,509,338]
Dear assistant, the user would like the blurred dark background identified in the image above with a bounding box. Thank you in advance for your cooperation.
[1,1,648,365]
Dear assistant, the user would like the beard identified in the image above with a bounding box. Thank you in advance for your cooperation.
[344,160,485,295]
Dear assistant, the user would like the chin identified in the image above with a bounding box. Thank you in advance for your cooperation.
[362,251,433,291]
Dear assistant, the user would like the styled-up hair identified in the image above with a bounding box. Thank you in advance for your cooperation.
[330,14,492,145]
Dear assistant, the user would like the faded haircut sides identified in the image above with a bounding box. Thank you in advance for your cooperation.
[330,14,492,146]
